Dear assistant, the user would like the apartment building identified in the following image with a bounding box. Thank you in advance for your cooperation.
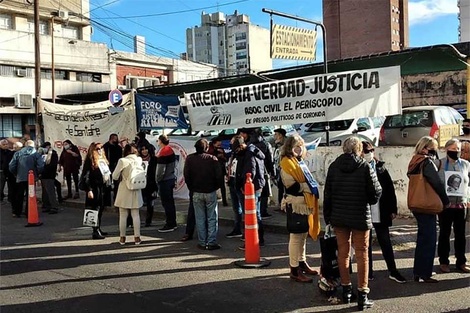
[323,0,409,60]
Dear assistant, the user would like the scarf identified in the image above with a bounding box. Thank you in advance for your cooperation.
[280,156,320,240]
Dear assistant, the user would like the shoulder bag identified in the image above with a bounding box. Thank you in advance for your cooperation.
[407,162,443,214]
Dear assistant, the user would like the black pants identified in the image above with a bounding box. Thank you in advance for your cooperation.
[12,181,28,216]
[85,184,105,231]
[54,179,63,202]
[65,172,79,195]
[277,176,284,206]
[438,208,467,267]
[159,179,177,227]
[369,223,398,275]
[184,192,196,237]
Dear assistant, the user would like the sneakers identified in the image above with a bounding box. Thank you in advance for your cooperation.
[226,231,243,238]
[439,264,451,273]
[207,244,221,250]
[238,244,245,251]
[414,276,438,283]
[134,237,142,245]
[457,264,470,273]
[119,236,126,245]
[158,225,177,233]
[389,271,407,283]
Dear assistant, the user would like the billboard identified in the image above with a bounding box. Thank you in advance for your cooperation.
[271,24,317,61]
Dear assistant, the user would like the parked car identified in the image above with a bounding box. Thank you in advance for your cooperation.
[379,106,464,146]
[299,117,384,146]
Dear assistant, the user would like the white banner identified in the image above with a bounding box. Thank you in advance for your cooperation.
[40,93,137,157]
[185,66,402,131]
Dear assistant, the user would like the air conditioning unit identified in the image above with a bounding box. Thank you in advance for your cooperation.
[15,94,33,109]
[16,69,27,77]
[58,10,69,19]
[160,75,168,82]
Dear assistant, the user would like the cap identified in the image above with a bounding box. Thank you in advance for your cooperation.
[274,128,287,137]
[362,141,375,153]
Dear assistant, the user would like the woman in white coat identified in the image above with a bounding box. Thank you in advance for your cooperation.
[112,143,144,245]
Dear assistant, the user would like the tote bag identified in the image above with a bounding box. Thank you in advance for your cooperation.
[407,162,443,215]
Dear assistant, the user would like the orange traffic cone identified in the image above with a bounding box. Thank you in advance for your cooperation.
[25,170,43,227]
[234,173,270,268]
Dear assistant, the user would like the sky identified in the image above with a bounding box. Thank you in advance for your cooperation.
[88,0,461,69]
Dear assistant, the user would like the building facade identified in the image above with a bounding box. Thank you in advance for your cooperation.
[323,0,409,60]
[186,11,272,76]
[458,0,470,42]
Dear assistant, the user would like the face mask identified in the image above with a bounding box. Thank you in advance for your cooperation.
[63,144,70,150]
[447,150,460,160]
[364,152,374,163]
[427,149,438,159]
[463,127,470,135]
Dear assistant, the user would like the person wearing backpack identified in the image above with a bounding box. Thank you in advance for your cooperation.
[112,143,144,245]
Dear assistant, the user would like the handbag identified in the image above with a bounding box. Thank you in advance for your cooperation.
[78,170,89,191]
[319,225,340,280]
[407,162,443,214]
[286,204,309,233]
[83,209,98,227]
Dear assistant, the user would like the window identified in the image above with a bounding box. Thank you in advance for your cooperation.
[385,111,433,128]
[40,69,67,80]
[236,51,247,60]
[235,42,246,50]
[76,72,102,83]
[27,18,49,35]
[0,65,15,76]
[356,118,371,130]
[0,14,12,30]
[62,25,79,39]
[0,115,23,138]
[235,32,246,41]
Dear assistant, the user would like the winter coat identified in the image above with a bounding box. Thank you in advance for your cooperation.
[407,154,449,208]
[156,145,176,182]
[323,153,382,231]
[59,145,81,174]
[373,160,398,227]
[41,150,59,180]
[234,144,265,192]
[184,152,222,193]
[102,141,123,173]
[142,155,158,197]
[250,135,274,176]
[112,154,144,209]
[1,148,14,173]
[9,146,44,183]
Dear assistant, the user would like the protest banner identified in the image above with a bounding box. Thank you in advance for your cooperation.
[135,94,188,129]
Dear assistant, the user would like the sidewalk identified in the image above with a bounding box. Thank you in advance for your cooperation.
[40,188,418,242]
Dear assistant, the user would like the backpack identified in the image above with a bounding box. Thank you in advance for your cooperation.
[126,160,147,190]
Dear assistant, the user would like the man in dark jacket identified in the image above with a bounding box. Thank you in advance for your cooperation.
[39,142,60,214]
[9,140,45,217]
[0,139,14,202]
[323,136,382,310]
[103,133,123,206]
[233,134,266,247]
[184,139,222,250]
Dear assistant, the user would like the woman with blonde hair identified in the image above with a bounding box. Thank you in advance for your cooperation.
[280,135,320,283]
[407,136,449,282]
[112,143,144,245]
[81,142,112,239]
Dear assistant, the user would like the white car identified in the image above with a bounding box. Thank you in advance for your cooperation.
[299,117,385,146]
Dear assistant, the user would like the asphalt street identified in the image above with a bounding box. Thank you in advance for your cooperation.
[1,200,469,313]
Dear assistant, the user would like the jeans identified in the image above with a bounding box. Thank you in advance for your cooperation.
[369,223,398,275]
[335,227,370,292]
[237,189,264,242]
[413,212,437,278]
[438,208,467,267]
[158,179,176,227]
[193,191,219,246]
[228,178,242,233]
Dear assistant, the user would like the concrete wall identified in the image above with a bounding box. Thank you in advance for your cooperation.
[273,146,418,216]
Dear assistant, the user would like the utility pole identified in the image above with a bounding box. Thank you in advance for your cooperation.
[34,0,42,144]
[51,15,55,103]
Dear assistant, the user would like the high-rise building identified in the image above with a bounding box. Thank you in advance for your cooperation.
[186,11,272,77]
[323,0,409,60]
[458,0,470,42]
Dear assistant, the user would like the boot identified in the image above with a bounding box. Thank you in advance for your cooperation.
[92,227,105,240]
[98,228,108,236]
[299,261,319,275]
[290,266,313,283]
[357,290,374,311]
[342,285,357,304]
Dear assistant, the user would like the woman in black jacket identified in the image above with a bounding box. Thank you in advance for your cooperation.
[39,142,60,214]
[138,144,157,227]
[81,142,112,239]
[361,141,406,283]
[407,136,449,283]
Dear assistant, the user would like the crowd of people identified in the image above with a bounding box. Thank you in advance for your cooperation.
[1,121,470,310]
